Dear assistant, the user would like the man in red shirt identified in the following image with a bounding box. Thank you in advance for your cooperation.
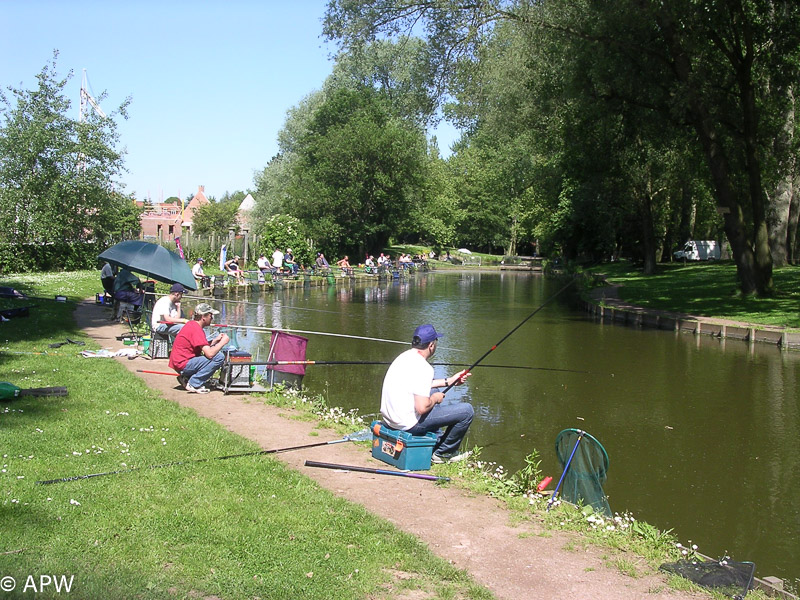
[169,302,230,394]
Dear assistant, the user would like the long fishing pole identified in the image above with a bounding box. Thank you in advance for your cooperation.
[136,361,586,377]
[147,291,343,316]
[442,276,580,394]
[304,460,449,482]
[210,323,416,348]
[36,429,372,485]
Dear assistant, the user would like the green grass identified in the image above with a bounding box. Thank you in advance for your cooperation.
[588,260,800,328]
[0,271,493,600]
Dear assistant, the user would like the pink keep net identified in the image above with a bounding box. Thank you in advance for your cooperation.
[265,331,308,375]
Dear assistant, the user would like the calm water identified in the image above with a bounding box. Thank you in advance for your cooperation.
[219,271,800,582]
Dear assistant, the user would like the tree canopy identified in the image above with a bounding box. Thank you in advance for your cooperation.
[317,0,800,295]
[0,52,134,270]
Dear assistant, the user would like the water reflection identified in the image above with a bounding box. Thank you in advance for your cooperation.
[221,272,799,582]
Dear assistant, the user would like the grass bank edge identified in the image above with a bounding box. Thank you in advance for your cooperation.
[583,260,800,330]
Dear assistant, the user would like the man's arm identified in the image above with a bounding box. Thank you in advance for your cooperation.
[414,370,470,414]
[201,333,229,359]
[163,303,186,325]
[414,392,443,415]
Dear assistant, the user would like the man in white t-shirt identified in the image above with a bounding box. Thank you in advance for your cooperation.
[380,324,473,464]
[272,248,284,273]
[151,283,188,342]
[191,258,208,288]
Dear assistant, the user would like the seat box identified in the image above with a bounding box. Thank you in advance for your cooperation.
[370,420,437,471]
[221,351,252,387]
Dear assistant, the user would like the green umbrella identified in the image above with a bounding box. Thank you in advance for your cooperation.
[98,241,197,290]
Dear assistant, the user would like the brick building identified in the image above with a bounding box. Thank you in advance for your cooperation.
[138,185,210,241]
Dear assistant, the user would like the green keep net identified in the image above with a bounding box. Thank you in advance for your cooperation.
[555,428,611,517]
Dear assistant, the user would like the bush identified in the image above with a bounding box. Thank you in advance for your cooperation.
[0,241,105,273]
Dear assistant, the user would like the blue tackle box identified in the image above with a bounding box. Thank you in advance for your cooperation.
[370,420,437,471]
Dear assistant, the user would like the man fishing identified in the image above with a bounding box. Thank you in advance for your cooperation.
[380,324,473,464]
[169,303,229,394]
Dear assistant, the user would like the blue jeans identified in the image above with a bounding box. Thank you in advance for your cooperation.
[407,401,474,457]
[180,352,225,389]
[155,323,183,343]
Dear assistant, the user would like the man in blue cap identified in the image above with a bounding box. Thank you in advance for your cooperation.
[380,324,474,463]
[151,283,188,343]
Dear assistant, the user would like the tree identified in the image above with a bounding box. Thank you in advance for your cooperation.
[324,0,800,295]
[191,196,240,236]
[287,87,428,257]
[258,214,312,266]
[0,51,129,247]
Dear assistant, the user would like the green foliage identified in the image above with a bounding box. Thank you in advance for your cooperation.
[258,214,313,266]
[0,240,107,273]
[0,52,129,256]
[190,195,241,237]
[323,0,800,293]
[286,86,428,258]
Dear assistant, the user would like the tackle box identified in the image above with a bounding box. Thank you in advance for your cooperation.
[370,420,437,471]
[221,351,253,387]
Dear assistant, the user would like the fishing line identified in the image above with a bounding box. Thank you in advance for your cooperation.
[442,275,581,394]
[181,293,343,316]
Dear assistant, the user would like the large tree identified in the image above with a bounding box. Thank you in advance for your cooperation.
[286,86,428,257]
[0,52,130,246]
[324,0,800,295]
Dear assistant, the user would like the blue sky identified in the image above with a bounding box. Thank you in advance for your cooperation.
[1,1,457,202]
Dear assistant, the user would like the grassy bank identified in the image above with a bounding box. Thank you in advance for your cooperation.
[587,260,800,329]
[0,271,490,599]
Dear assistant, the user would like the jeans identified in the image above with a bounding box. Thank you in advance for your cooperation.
[155,323,183,343]
[180,352,225,389]
[407,401,474,457]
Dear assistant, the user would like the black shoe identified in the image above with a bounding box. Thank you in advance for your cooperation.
[176,375,188,389]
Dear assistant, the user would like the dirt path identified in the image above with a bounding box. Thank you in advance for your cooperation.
[76,300,702,600]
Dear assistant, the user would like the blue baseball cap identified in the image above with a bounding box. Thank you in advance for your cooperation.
[413,324,443,344]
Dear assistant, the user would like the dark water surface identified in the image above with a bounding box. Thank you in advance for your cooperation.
[219,271,799,582]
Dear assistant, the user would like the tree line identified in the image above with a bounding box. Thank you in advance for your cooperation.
[248,0,799,296]
[3,3,799,297]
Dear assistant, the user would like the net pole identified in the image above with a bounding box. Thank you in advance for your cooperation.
[547,430,584,511]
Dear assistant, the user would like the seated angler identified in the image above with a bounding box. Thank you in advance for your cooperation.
[224,255,245,285]
[257,253,274,275]
[192,257,210,288]
[380,324,474,464]
[336,255,353,276]
[151,283,188,343]
[284,248,299,274]
[168,303,230,394]
[315,252,331,274]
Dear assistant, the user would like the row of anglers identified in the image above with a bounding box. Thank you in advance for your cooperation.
[192,249,430,287]
[135,284,474,465]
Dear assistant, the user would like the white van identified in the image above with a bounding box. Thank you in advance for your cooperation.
[674,240,721,261]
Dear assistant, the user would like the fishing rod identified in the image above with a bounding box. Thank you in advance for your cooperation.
[304,460,449,482]
[36,429,372,485]
[137,361,585,378]
[146,291,343,316]
[442,275,580,394]
[209,323,416,348]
